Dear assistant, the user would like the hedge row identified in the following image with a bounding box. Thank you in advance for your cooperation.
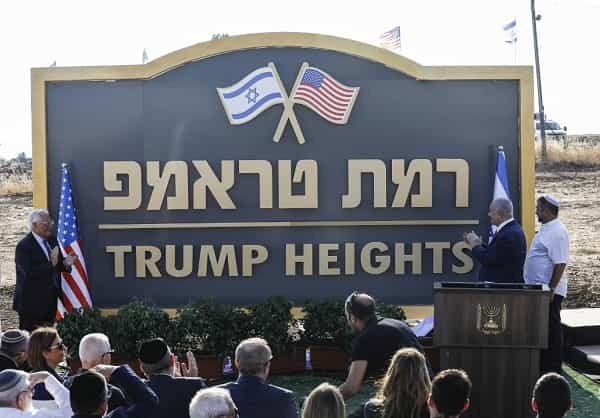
[57,296,405,360]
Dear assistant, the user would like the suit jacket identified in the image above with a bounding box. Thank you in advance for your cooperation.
[71,366,158,418]
[220,375,298,418]
[471,220,526,283]
[146,374,207,418]
[0,352,18,372]
[65,369,127,412]
[13,233,68,321]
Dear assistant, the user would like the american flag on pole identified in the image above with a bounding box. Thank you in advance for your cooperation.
[56,164,92,320]
[379,26,402,52]
[291,67,359,124]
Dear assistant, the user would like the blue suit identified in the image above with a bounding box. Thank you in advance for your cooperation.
[147,374,207,418]
[220,375,298,418]
[471,220,526,283]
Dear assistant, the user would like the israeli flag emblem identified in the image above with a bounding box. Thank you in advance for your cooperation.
[217,65,285,125]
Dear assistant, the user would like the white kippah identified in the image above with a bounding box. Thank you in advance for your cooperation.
[543,195,560,208]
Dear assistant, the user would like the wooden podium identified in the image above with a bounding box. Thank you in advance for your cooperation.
[433,282,550,418]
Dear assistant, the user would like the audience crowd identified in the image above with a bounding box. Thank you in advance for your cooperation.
[0,292,573,418]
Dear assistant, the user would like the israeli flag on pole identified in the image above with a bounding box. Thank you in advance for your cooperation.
[503,19,517,44]
[489,146,510,242]
[217,66,285,125]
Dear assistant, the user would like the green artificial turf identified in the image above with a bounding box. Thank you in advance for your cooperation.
[269,366,600,418]
[563,365,600,418]
[216,365,600,417]
[268,373,375,416]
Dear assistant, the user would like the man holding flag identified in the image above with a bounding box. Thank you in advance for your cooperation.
[463,146,526,283]
[13,209,77,331]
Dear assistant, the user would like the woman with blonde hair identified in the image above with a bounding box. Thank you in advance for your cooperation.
[302,382,346,418]
[363,347,431,418]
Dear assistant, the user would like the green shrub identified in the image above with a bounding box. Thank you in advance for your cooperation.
[57,307,107,358]
[376,303,407,321]
[174,299,250,359]
[110,300,171,360]
[301,298,353,350]
[248,296,296,354]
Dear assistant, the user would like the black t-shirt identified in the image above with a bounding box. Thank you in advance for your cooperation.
[351,317,422,378]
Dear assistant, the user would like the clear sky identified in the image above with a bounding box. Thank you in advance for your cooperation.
[1,0,598,158]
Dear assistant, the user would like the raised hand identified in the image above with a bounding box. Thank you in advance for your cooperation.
[181,351,198,377]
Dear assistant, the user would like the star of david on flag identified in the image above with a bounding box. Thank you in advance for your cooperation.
[217,66,285,125]
[56,164,92,320]
[217,62,360,144]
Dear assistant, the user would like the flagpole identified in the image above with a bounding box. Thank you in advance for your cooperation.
[271,62,306,144]
[531,0,547,160]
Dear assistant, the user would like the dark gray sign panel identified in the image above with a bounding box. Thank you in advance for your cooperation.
[32,34,534,307]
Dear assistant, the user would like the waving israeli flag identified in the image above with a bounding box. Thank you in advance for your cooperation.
[489,146,510,242]
[217,66,285,125]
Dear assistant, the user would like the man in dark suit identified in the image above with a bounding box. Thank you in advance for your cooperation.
[220,338,298,418]
[14,209,78,331]
[464,198,526,283]
[70,364,158,418]
[139,338,207,418]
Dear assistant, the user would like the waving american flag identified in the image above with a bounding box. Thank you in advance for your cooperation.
[291,67,359,124]
[56,164,92,320]
[379,26,402,52]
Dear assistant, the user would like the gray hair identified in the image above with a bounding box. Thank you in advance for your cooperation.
[27,209,50,231]
[0,370,29,407]
[79,333,111,366]
[235,338,272,376]
[491,198,513,219]
[189,387,236,418]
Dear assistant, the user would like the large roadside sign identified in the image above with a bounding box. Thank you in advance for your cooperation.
[32,33,534,308]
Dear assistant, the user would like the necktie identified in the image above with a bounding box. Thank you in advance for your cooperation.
[43,240,53,260]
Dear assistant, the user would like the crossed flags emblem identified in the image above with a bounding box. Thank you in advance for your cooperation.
[217,62,360,144]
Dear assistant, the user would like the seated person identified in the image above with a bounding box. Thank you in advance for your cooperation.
[0,329,30,372]
[531,372,572,418]
[219,338,297,418]
[69,364,158,418]
[189,387,238,418]
[139,338,206,418]
[0,369,71,418]
[364,348,431,418]
[427,369,471,418]
[64,333,126,412]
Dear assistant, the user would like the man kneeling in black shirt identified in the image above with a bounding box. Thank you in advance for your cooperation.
[339,292,424,400]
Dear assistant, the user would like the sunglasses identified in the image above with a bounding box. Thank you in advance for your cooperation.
[47,340,66,351]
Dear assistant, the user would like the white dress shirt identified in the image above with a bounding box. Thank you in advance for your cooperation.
[524,219,570,297]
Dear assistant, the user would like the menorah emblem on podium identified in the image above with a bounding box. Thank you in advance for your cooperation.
[476,303,508,335]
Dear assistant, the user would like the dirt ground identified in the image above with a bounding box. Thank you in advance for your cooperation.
[1,169,599,328]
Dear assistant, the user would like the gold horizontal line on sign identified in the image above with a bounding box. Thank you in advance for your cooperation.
[98,219,479,230]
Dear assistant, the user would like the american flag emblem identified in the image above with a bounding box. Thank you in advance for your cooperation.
[291,67,359,124]
[56,164,92,320]
[379,26,402,52]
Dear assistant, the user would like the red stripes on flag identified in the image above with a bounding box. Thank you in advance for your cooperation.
[292,67,359,125]
[57,240,92,320]
[379,26,402,51]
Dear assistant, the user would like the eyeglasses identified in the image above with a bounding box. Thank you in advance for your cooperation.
[37,219,55,226]
[47,340,66,351]
[102,349,115,357]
